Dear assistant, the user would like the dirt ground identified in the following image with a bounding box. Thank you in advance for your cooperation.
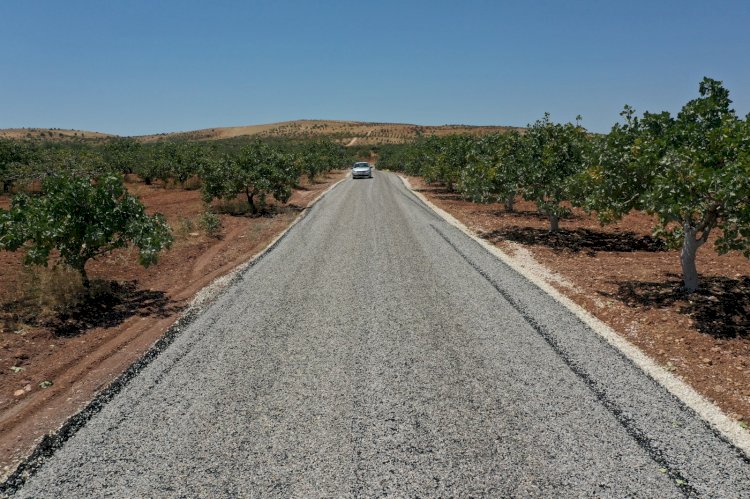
[406,176,750,429]
[0,171,346,477]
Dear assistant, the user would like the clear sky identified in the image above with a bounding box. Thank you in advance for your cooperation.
[1,0,748,135]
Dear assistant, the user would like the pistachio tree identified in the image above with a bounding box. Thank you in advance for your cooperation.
[424,135,473,191]
[201,141,297,214]
[460,131,526,211]
[0,139,34,192]
[520,114,589,232]
[301,139,343,182]
[577,78,750,291]
[102,137,142,175]
[574,106,672,223]
[643,78,750,291]
[170,142,212,186]
[0,173,172,288]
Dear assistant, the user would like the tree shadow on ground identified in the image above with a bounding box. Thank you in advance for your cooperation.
[413,186,462,201]
[414,186,453,194]
[600,274,750,339]
[215,201,304,218]
[266,204,305,217]
[481,226,666,255]
[474,209,565,221]
[47,280,183,338]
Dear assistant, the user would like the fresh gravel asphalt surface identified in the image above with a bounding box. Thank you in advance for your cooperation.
[14,172,750,497]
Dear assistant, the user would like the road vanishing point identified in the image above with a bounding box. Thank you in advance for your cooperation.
[12,172,750,497]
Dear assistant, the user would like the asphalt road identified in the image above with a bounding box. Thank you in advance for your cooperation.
[15,172,750,497]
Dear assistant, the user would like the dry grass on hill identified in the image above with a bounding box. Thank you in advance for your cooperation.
[2,120,521,146]
[0,128,113,142]
[134,120,521,145]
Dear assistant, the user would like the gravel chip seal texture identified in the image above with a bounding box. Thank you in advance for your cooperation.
[7,172,750,497]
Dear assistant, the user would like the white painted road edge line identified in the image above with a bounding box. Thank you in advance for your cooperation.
[398,174,750,457]
[190,174,349,308]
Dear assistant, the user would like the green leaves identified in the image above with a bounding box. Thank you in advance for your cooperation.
[580,77,750,290]
[0,172,173,286]
[460,131,525,207]
[201,140,298,214]
[0,139,37,192]
[379,78,750,291]
[639,79,750,286]
[414,135,471,191]
[301,138,344,182]
[102,137,142,175]
[519,114,589,231]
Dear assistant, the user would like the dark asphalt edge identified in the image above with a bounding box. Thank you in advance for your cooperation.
[0,177,346,498]
[396,187,443,223]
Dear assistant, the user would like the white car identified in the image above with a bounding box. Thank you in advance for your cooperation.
[352,162,373,179]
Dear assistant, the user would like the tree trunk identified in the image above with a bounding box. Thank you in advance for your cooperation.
[680,225,702,292]
[78,265,90,290]
[246,188,257,214]
[504,194,515,213]
[549,213,560,233]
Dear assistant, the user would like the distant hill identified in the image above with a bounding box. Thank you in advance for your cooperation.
[134,120,522,145]
[0,128,114,142]
[1,120,522,146]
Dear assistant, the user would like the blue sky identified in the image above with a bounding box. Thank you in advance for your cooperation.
[1,0,748,135]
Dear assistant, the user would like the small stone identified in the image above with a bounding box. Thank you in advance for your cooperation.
[23,384,32,392]
[702,358,713,365]
[13,389,25,397]
[189,232,200,237]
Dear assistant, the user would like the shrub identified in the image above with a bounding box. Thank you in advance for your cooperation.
[199,209,222,238]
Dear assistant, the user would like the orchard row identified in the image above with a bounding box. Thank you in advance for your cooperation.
[378,78,750,292]
[0,137,350,286]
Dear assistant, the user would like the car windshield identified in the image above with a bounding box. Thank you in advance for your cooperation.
[354,163,369,168]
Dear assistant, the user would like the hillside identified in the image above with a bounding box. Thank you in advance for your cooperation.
[135,120,521,145]
[0,120,521,146]
[0,128,113,142]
